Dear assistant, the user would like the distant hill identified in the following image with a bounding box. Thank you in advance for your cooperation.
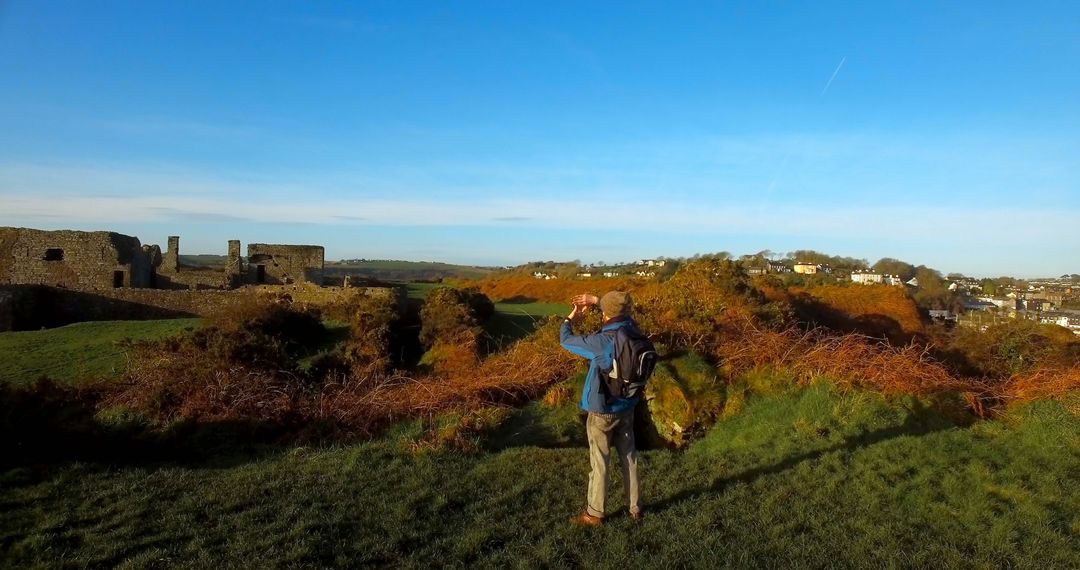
[325,260,496,282]
[179,254,228,269]
[175,256,494,282]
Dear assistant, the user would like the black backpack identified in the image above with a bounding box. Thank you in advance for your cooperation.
[602,325,658,400]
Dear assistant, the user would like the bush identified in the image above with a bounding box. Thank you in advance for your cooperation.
[643,351,725,447]
[947,320,1080,378]
[339,292,399,377]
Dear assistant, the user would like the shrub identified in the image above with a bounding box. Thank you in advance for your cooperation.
[947,320,1080,378]
[643,351,725,447]
[339,292,399,377]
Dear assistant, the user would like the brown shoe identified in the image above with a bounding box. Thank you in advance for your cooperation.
[629,509,644,522]
[570,511,603,527]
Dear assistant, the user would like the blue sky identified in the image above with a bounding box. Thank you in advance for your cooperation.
[1,1,1077,277]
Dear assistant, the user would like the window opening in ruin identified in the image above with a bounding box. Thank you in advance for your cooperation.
[113,271,124,288]
[256,265,266,283]
[44,248,65,261]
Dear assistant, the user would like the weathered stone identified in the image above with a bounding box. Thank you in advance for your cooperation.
[0,289,12,332]
[247,243,325,286]
[0,227,152,289]
[3,227,330,292]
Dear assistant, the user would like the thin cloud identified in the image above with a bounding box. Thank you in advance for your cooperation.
[821,56,846,96]
[149,207,253,223]
[96,116,260,139]
[1,191,1072,247]
[492,216,533,222]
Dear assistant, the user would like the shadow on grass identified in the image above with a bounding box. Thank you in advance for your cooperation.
[500,295,539,304]
[649,399,955,513]
[484,312,548,346]
[484,403,587,451]
[0,379,321,473]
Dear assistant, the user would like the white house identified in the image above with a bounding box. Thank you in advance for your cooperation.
[851,271,883,284]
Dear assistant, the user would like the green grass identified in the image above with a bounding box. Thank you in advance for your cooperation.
[2,385,1077,568]
[0,319,201,386]
[486,300,569,344]
[403,282,444,300]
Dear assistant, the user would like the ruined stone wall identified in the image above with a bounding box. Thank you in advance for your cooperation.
[157,268,237,290]
[156,236,242,290]
[0,289,12,332]
[163,236,180,273]
[227,240,242,278]
[247,244,325,285]
[277,284,400,309]
[0,227,152,290]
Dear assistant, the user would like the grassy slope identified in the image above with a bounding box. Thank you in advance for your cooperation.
[0,319,201,386]
[2,386,1076,568]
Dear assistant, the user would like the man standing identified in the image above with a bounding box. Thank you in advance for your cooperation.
[560,291,643,526]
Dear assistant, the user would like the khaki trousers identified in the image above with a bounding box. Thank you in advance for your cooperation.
[585,409,640,518]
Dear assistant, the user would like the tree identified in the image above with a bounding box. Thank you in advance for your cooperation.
[872,258,916,280]
[913,266,950,309]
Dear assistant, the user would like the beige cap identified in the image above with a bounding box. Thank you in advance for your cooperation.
[600,291,632,317]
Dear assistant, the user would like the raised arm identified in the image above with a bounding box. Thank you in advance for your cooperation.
[559,300,606,359]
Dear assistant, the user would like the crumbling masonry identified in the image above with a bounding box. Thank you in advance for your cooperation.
[1,227,325,291]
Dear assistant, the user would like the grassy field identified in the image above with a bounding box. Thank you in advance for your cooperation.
[0,319,201,386]
[403,282,444,300]
[2,385,1077,568]
[327,260,495,281]
[487,300,569,345]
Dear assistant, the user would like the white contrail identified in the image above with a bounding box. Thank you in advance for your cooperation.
[821,56,846,96]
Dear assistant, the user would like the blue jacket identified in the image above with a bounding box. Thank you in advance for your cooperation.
[560,317,640,414]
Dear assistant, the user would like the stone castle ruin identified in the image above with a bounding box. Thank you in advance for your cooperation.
[247,243,325,286]
[0,227,324,291]
[0,227,339,331]
[0,227,154,289]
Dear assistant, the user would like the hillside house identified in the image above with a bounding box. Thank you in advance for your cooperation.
[850,270,883,284]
